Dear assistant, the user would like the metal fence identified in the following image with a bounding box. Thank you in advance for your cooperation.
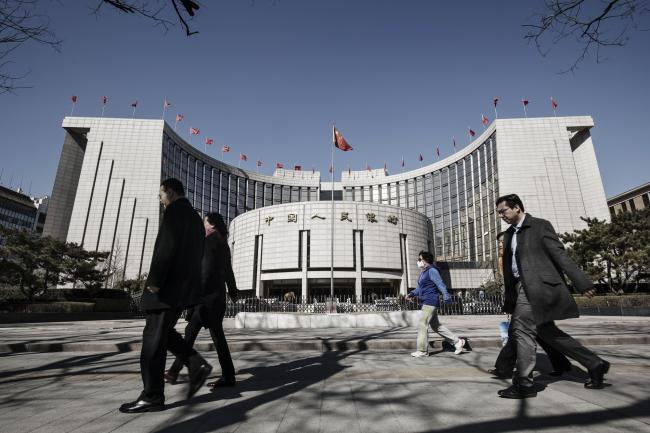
[130,293,505,317]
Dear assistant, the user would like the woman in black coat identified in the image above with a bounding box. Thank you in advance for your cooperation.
[165,212,240,388]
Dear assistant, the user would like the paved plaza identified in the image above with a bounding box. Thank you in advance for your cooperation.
[0,316,649,432]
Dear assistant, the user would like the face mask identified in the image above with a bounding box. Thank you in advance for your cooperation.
[417,259,425,268]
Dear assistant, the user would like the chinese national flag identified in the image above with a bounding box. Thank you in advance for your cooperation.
[453,137,456,148]
[240,153,247,161]
[176,114,184,122]
[383,162,387,171]
[294,165,301,171]
[102,96,108,105]
[418,153,423,162]
[190,127,200,135]
[205,138,214,145]
[257,160,263,167]
[71,95,78,103]
[131,100,138,108]
[482,114,489,125]
[164,100,171,108]
[436,146,440,157]
[493,97,499,107]
[222,145,230,152]
[401,158,405,168]
[276,162,284,169]
[469,128,476,137]
[522,99,529,106]
[551,98,558,110]
[333,127,353,151]
[367,164,371,171]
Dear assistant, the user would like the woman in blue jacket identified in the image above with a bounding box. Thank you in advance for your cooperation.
[407,251,466,357]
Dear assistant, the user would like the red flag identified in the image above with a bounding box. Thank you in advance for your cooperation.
[522,99,529,106]
[367,164,371,171]
[205,138,214,145]
[131,100,138,108]
[333,127,353,151]
[493,97,499,107]
[240,153,247,161]
[401,158,405,168]
[276,162,284,169]
[418,153,423,162]
[176,114,184,122]
[469,128,476,137]
[482,114,489,125]
[102,96,108,105]
[256,160,263,167]
[551,97,558,110]
[222,145,230,152]
[294,165,301,171]
[190,127,200,135]
[71,95,77,103]
[164,100,171,108]
[436,146,440,157]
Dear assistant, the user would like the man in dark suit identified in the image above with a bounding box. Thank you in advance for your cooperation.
[489,231,572,378]
[120,178,212,413]
[496,194,610,399]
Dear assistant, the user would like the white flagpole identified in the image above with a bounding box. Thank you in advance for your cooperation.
[522,99,528,118]
[70,102,75,116]
[494,105,498,119]
[132,106,136,119]
[330,124,335,306]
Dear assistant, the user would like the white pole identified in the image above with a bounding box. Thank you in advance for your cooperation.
[330,124,335,307]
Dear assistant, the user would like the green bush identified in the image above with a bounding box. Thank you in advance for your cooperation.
[25,302,95,313]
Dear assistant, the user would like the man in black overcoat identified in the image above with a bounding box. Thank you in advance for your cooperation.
[120,178,212,413]
[496,194,610,399]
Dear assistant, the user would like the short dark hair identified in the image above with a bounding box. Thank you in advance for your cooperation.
[496,231,506,240]
[161,178,185,196]
[418,251,434,264]
[496,194,524,212]
[205,212,228,237]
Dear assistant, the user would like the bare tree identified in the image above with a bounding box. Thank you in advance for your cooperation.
[0,0,200,94]
[0,0,61,94]
[524,0,650,72]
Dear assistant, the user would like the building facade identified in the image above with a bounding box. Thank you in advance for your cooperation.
[44,115,610,292]
[607,181,650,216]
[0,185,48,233]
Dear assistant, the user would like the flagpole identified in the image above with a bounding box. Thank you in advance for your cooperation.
[162,99,167,120]
[522,98,528,118]
[551,97,557,117]
[132,106,136,119]
[70,103,75,116]
[494,106,498,119]
[330,124,335,307]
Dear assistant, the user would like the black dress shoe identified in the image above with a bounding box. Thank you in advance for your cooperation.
[188,362,213,398]
[208,377,236,388]
[498,384,537,399]
[487,368,510,378]
[119,399,165,413]
[585,360,610,389]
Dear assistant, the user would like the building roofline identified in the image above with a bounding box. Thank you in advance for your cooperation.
[607,181,650,205]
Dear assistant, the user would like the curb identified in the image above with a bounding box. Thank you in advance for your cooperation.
[2,334,649,353]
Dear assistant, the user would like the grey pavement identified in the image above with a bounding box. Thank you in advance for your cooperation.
[0,315,649,432]
[0,345,649,433]
[1,315,649,353]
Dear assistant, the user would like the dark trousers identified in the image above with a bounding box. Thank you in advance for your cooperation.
[495,323,572,375]
[140,308,197,402]
[511,282,603,386]
[169,303,235,379]
[537,321,602,371]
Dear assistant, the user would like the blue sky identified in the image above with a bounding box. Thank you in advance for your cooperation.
[0,0,648,198]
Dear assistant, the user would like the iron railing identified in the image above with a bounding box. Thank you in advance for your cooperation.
[129,292,505,317]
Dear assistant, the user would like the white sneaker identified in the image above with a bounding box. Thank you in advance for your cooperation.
[454,338,466,355]
[411,351,428,358]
